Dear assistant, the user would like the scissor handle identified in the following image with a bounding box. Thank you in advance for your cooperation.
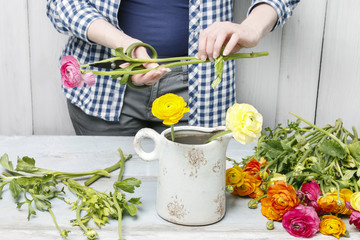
[125,42,159,61]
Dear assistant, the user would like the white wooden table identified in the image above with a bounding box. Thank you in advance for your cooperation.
[0,136,359,239]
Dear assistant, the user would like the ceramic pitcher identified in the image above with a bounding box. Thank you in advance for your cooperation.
[133,126,232,226]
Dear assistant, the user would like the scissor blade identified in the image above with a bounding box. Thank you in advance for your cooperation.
[89,60,127,69]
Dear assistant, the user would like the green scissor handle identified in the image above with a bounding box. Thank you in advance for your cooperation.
[121,42,159,89]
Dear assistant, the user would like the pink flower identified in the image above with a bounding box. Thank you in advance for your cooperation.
[282,205,320,238]
[300,180,321,203]
[350,210,360,230]
[60,55,95,88]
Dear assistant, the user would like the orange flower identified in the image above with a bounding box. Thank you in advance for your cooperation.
[260,180,300,221]
[233,172,262,196]
[243,158,261,175]
[225,166,244,187]
[319,215,347,239]
[317,194,338,213]
[318,192,352,215]
[249,186,265,200]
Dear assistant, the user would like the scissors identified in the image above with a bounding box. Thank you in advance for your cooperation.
[87,42,159,89]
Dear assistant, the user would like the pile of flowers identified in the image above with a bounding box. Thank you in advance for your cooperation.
[226,114,360,238]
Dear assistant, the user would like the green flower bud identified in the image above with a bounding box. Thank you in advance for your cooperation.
[226,185,234,194]
[61,230,71,238]
[266,220,274,230]
[248,199,258,209]
[85,228,98,240]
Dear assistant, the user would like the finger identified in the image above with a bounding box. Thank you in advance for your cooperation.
[205,32,216,61]
[223,33,241,56]
[198,30,208,61]
[213,34,227,59]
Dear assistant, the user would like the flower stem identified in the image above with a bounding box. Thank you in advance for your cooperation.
[84,151,132,186]
[171,125,175,142]
[48,207,65,237]
[204,130,232,144]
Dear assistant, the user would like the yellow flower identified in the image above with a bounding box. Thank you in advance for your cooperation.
[225,103,263,144]
[151,93,189,125]
[226,166,244,187]
[319,215,346,239]
[350,192,360,211]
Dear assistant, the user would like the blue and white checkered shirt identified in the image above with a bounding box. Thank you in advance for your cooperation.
[46,0,299,127]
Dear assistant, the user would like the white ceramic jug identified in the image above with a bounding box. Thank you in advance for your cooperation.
[133,126,232,225]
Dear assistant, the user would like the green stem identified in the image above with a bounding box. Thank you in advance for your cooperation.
[76,202,88,233]
[204,130,232,144]
[55,169,110,179]
[171,125,175,142]
[353,178,359,192]
[48,208,64,237]
[85,152,132,186]
[290,113,347,149]
[80,52,268,68]
[112,192,124,240]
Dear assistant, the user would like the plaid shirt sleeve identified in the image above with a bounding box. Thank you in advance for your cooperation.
[248,0,301,30]
[46,0,107,44]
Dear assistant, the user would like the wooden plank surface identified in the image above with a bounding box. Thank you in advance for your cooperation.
[275,0,327,125]
[234,0,282,129]
[316,0,360,131]
[28,1,74,135]
[0,1,33,135]
[0,136,359,239]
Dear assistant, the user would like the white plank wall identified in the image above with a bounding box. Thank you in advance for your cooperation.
[0,0,359,135]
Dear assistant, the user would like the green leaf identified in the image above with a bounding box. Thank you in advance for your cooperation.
[0,154,14,171]
[318,140,347,159]
[115,178,141,193]
[27,203,37,220]
[128,197,142,206]
[211,56,224,89]
[0,181,10,199]
[124,204,138,216]
[348,141,360,162]
[9,179,22,199]
[341,169,357,181]
[34,199,49,211]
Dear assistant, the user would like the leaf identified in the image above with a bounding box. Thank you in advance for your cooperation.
[0,154,14,171]
[9,179,22,199]
[27,202,37,220]
[341,169,357,181]
[124,204,138,216]
[115,178,141,193]
[348,141,360,162]
[211,56,224,89]
[0,181,10,199]
[128,197,142,206]
[318,140,347,159]
[34,199,49,211]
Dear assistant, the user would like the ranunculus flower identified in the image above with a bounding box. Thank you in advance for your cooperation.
[151,93,189,125]
[317,194,338,213]
[233,172,261,196]
[282,205,320,238]
[300,180,321,203]
[318,192,352,215]
[319,215,346,239]
[225,166,244,187]
[350,192,360,211]
[225,103,263,144]
[243,158,261,176]
[260,180,300,221]
[60,55,95,88]
[350,210,360,230]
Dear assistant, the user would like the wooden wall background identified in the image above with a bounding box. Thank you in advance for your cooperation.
[1,0,359,136]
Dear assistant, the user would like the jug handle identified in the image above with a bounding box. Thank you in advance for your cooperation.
[133,128,160,161]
